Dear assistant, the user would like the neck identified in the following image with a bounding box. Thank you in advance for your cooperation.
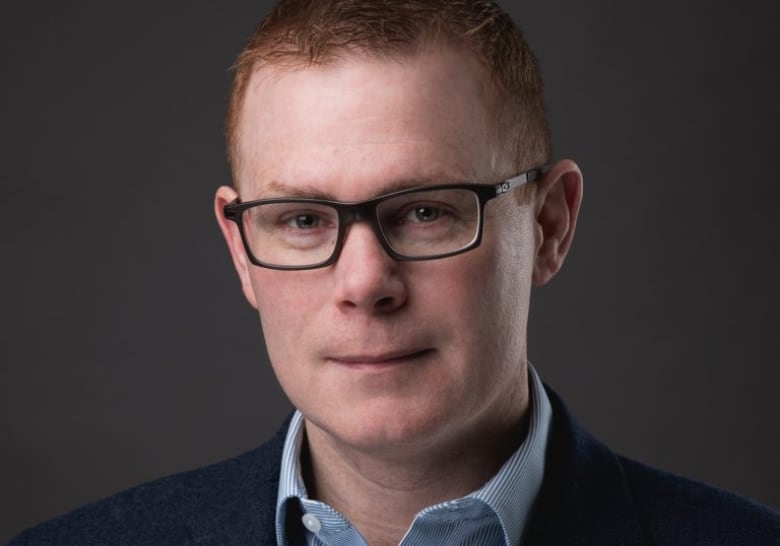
[302,393,529,546]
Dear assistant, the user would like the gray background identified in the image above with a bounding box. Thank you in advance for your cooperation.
[2,0,779,541]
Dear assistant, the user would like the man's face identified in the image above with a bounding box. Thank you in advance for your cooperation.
[218,48,540,457]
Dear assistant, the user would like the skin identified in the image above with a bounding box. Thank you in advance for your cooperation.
[215,46,582,545]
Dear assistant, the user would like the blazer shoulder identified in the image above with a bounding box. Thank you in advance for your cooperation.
[619,455,780,545]
[10,422,290,546]
[534,387,779,546]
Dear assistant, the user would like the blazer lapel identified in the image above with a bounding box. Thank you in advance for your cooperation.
[524,387,651,546]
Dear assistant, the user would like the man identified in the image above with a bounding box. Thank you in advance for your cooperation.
[11,1,779,545]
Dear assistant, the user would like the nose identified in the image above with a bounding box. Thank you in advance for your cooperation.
[332,222,408,314]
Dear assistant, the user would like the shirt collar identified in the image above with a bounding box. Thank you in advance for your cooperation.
[275,364,552,546]
[467,363,552,544]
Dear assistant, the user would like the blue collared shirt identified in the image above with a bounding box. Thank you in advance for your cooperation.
[275,364,552,546]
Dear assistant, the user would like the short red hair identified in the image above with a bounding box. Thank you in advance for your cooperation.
[226,0,551,181]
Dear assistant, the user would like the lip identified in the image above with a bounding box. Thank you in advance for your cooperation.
[327,348,433,367]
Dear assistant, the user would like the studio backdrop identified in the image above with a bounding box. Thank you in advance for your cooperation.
[1,1,778,542]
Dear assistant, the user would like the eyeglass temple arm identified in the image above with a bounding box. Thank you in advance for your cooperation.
[494,166,546,196]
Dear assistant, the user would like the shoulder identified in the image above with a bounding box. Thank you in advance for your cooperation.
[531,386,780,545]
[618,455,780,544]
[9,422,289,546]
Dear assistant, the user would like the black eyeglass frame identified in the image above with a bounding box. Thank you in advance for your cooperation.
[223,167,546,270]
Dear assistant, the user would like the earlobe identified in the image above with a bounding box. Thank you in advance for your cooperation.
[532,159,583,286]
[214,185,259,309]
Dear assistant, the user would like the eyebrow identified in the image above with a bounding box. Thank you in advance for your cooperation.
[254,173,472,202]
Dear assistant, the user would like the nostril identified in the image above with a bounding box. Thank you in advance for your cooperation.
[375,296,395,309]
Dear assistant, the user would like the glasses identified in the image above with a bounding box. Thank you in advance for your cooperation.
[223,167,545,270]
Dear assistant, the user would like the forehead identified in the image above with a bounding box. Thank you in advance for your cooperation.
[234,47,504,199]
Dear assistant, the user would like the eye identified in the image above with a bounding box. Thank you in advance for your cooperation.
[273,207,336,232]
[288,213,322,229]
[401,205,444,223]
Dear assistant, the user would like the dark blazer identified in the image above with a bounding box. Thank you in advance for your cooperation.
[10,389,780,545]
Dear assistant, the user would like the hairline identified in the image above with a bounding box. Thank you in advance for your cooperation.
[228,42,536,193]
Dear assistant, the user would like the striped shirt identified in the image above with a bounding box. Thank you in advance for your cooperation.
[275,364,552,546]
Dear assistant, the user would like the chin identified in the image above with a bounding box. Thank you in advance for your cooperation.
[311,398,458,455]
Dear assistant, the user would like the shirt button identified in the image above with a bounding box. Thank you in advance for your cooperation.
[302,513,322,533]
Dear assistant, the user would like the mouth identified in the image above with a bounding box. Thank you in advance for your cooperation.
[327,348,434,368]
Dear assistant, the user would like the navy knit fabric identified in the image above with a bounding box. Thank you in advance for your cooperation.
[9,423,289,546]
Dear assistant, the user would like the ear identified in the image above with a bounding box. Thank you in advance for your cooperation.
[214,185,259,309]
[532,159,583,286]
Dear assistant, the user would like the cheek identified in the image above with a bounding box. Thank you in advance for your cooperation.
[418,251,529,419]
[249,271,327,357]
[250,272,330,408]
[459,216,535,352]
